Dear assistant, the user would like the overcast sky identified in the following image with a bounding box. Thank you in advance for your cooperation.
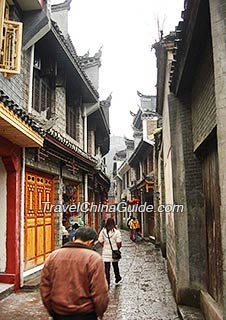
[53,0,184,138]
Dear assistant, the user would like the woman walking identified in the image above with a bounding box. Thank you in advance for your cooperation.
[98,218,122,288]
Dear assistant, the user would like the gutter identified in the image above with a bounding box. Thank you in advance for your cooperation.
[84,102,100,116]
[23,19,51,51]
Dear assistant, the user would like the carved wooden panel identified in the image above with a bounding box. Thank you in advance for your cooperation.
[24,171,54,271]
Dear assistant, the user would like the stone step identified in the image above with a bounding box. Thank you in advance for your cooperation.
[21,272,41,291]
[178,305,205,320]
[0,283,14,301]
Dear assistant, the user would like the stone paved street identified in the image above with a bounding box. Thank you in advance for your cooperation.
[0,231,179,320]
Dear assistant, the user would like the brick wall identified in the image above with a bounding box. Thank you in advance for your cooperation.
[179,95,206,289]
[88,130,95,155]
[52,87,66,133]
[76,106,83,147]
[0,4,25,108]
[22,49,31,110]
[0,62,24,108]
[191,43,216,151]
[168,93,206,304]
[147,120,157,138]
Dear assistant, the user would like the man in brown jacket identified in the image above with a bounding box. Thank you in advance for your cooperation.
[40,227,109,320]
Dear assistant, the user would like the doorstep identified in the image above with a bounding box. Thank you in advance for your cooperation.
[149,235,156,244]
[0,283,14,301]
[178,305,205,320]
[21,270,41,291]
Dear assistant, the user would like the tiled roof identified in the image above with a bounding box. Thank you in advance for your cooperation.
[100,93,112,108]
[47,128,97,164]
[169,1,188,92]
[169,21,184,91]
[0,90,45,137]
[79,48,102,68]
[51,21,99,99]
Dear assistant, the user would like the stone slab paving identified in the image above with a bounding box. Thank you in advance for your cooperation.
[0,231,180,320]
[104,231,180,320]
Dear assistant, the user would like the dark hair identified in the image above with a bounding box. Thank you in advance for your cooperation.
[72,222,79,230]
[105,218,116,233]
[74,227,97,242]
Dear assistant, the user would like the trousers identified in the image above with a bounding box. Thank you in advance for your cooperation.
[104,261,121,285]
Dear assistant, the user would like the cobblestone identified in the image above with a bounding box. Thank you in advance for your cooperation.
[0,231,179,320]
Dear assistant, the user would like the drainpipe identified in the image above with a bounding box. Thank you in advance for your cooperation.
[28,45,35,114]
[85,102,99,116]
[84,174,88,225]
[83,106,87,152]
[83,106,88,225]
[20,148,25,287]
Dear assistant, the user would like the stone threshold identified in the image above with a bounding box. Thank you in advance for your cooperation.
[178,305,205,320]
[21,270,41,292]
[0,283,14,301]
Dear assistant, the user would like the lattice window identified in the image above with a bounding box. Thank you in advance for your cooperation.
[66,105,76,139]
[66,92,80,141]
[0,0,22,79]
[32,69,52,113]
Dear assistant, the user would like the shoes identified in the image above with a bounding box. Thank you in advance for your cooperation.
[115,277,122,285]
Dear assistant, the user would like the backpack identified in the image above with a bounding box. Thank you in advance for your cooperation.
[131,220,139,230]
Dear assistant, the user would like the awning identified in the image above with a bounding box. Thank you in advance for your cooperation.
[0,102,44,147]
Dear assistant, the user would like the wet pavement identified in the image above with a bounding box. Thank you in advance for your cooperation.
[0,231,179,320]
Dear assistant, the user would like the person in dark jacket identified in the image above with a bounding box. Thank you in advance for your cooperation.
[40,227,109,320]
[68,222,79,241]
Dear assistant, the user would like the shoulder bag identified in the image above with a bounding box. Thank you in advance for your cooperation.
[107,231,121,260]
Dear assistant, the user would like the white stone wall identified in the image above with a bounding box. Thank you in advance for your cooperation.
[88,130,95,155]
[51,9,68,37]
[0,158,7,272]
[83,65,99,91]
[162,51,177,279]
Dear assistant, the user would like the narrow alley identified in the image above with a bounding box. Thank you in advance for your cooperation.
[0,231,179,320]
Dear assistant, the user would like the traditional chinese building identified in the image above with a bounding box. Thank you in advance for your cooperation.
[154,0,226,318]
[0,0,110,289]
[0,0,47,292]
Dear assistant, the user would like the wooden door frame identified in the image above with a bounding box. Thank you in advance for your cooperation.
[200,135,223,303]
